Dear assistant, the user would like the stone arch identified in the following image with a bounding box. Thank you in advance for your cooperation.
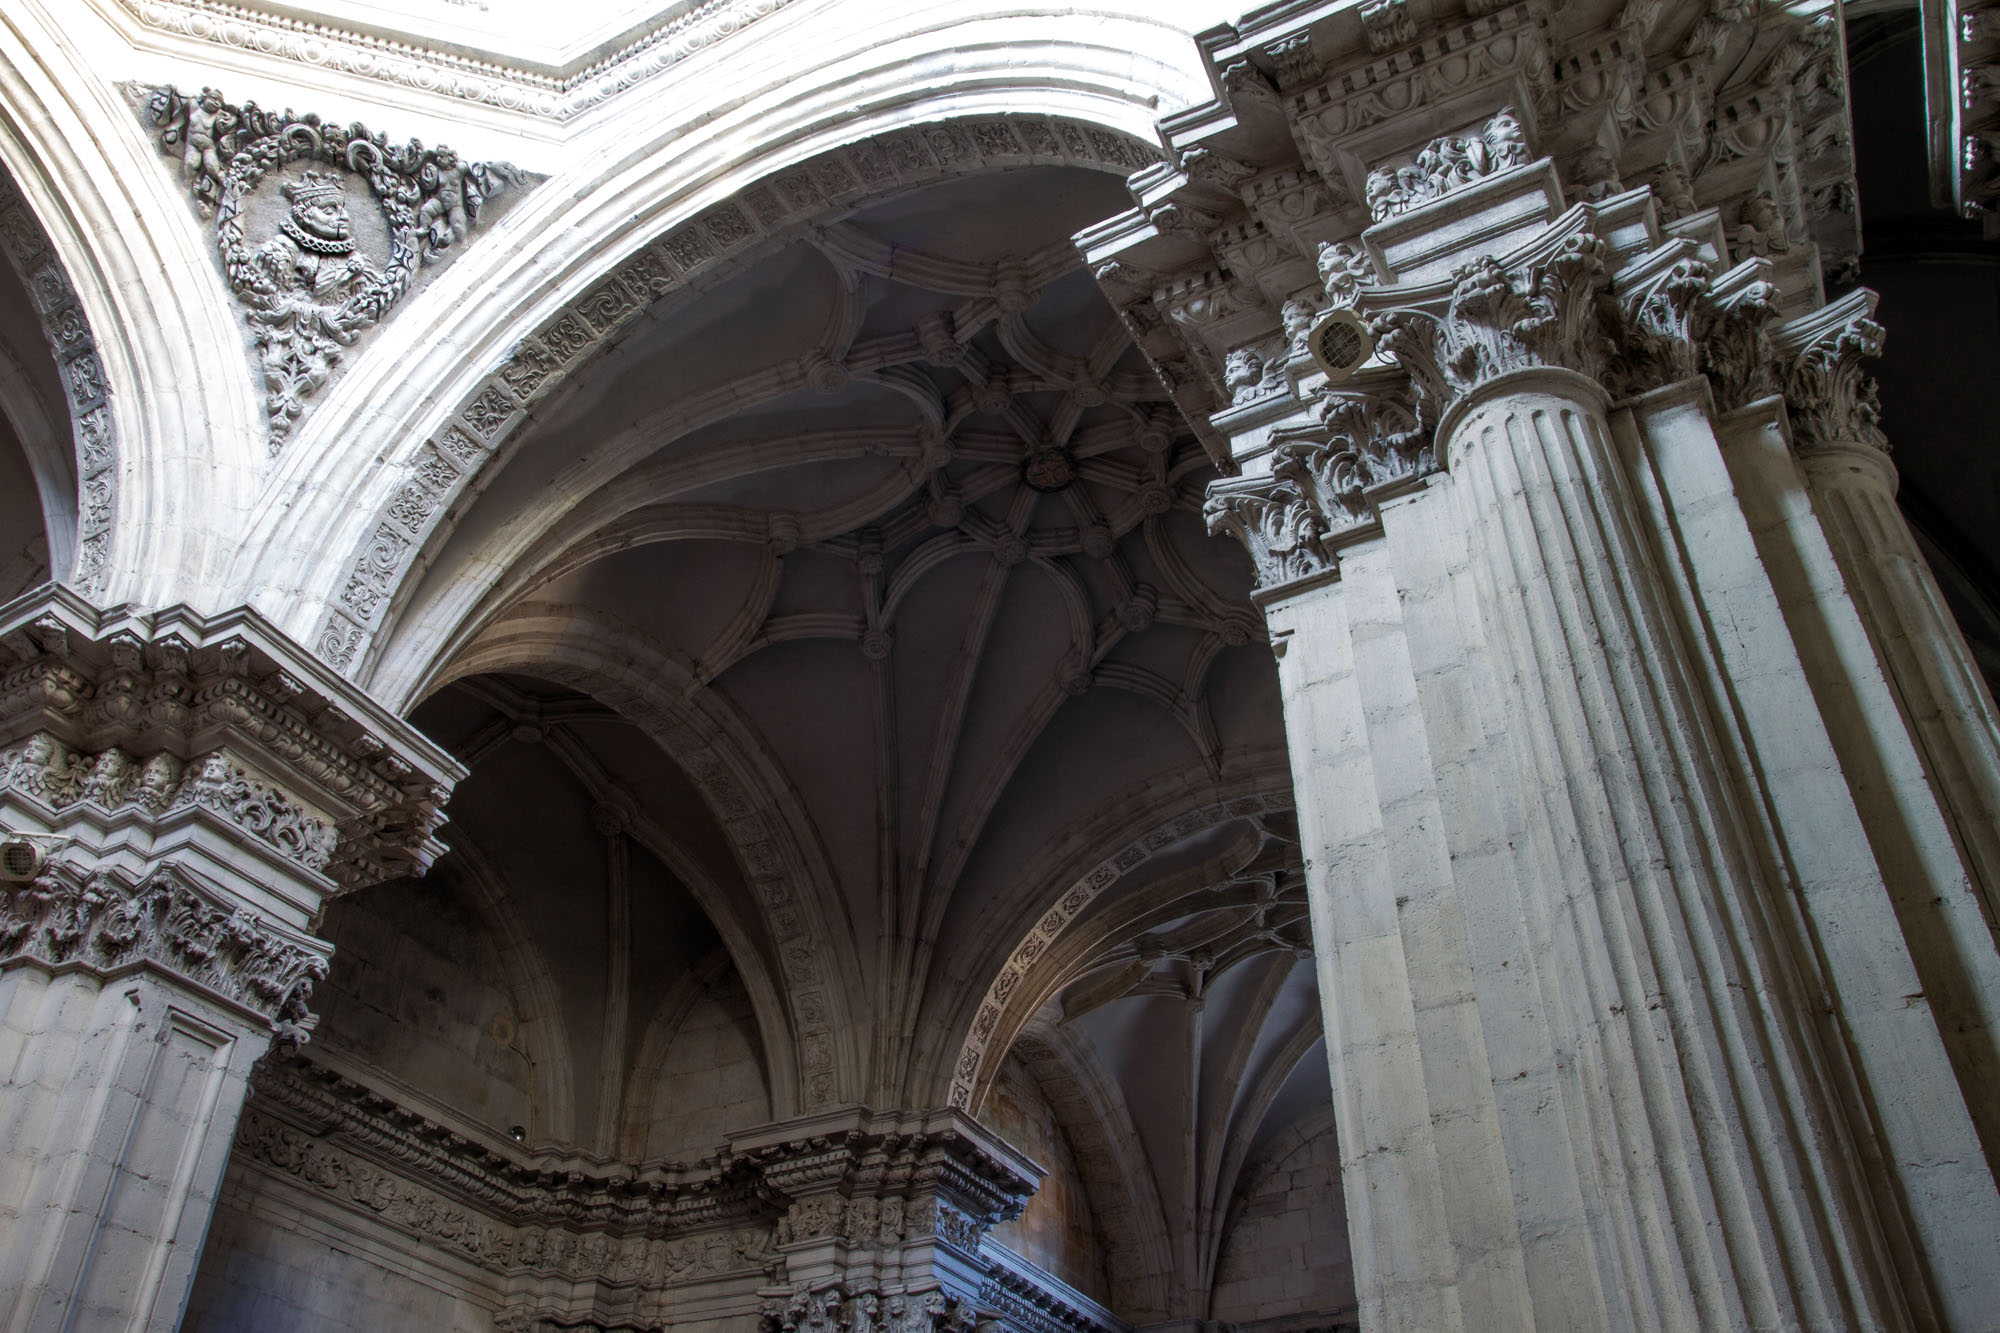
[438,836,582,1145]
[618,948,774,1163]
[1011,1024,1178,1322]
[0,12,265,607]
[933,761,1295,1112]
[435,601,863,1116]
[241,105,1168,697]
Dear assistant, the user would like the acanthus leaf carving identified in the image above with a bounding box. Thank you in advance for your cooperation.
[0,859,330,1031]
[1779,304,1891,455]
[1369,230,1611,417]
[145,86,528,449]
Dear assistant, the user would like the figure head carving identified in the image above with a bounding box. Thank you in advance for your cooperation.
[280,171,356,251]
[1225,346,1265,400]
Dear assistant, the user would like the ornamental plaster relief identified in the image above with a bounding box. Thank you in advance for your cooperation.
[312,116,1160,682]
[141,85,530,448]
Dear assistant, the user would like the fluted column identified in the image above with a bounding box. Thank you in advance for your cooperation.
[1782,291,2000,1009]
[1208,217,2000,1328]
[0,586,459,1332]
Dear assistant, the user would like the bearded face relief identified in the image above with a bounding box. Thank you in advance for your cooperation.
[145,85,529,451]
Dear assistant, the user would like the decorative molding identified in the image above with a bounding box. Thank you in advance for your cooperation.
[0,587,460,892]
[143,85,527,448]
[0,174,119,596]
[946,789,1293,1111]
[0,858,330,1034]
[119,0,795,123]
[1,738,339,871]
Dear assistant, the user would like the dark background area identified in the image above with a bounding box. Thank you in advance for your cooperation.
[1848,5,2000,683]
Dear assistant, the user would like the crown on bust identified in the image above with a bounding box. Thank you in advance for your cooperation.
[281,171,346,207]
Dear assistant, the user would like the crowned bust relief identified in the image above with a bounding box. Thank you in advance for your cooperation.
[146,85,528,450]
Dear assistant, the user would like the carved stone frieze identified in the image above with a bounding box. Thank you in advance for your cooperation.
[1362,107,1532,222]
[1,737,338,871]
[144,86,527,447]
[0,858,329,1034]
[0,589,460,892]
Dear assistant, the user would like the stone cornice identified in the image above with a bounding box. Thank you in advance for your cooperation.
[238,1056,1094,1333]
[0,855,330,1034]
[1084,0,1859,458]
[0,586,462,891]
[112,0,797,124]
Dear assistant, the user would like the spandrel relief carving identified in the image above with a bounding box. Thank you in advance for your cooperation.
[142,86,531,451]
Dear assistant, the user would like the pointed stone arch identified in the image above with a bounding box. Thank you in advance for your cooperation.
[435,600,864,1117]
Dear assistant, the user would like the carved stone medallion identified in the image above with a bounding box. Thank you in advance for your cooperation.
[144,86,529,450]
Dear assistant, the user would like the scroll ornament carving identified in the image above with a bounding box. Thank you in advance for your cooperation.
[1370,231,1610,416]
[1782,313,1890,454]
[1204,474,1335,594]
[1364,107,1532,222]
[0,862,329,1034]
[146,86,524,448]
[1205,383,1433,595]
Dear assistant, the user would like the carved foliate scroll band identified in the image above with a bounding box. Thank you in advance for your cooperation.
[0,858,330,1037]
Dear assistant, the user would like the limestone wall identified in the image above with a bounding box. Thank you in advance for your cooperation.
[982,1053,1112,1304]
[1210,1115,1355,1327]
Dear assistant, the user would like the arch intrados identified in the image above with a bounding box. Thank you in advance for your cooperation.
[927,758,1293,1110]
[429,838,583,1145]
[1010,1024,1177,1321]
[433,602,867,1115]
[0,24,264,609]
[265,104,1164,696]
[0,336,72,583]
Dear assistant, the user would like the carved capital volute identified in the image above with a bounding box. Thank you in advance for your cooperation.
[1204,378,1436,602]
[1603,239,1713,397]
[1772,288,1892,458]
[1368,230,1612,431]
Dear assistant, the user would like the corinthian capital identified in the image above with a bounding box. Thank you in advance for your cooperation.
[1204,475,1336,599]
[1772,289,1891,454]
[1369,231,1610,419]
[1205,380,1434,599]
